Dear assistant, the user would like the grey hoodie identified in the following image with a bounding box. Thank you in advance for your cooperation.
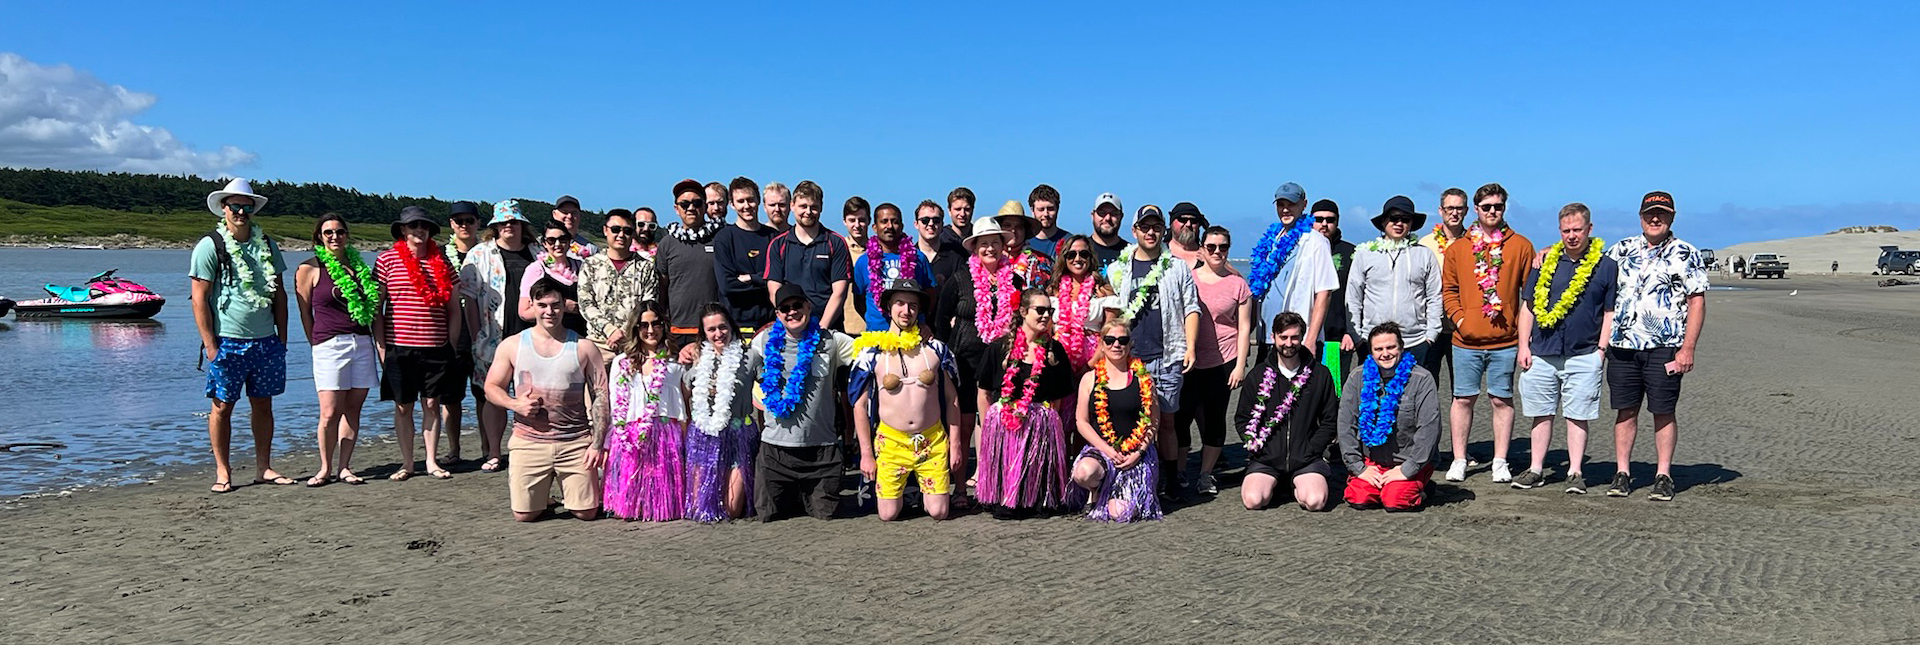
[1344,238,1442,347]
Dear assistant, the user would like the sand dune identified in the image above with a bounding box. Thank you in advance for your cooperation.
[1720,229,1920,275]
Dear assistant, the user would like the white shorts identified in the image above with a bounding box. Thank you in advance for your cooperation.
[312,334,378,391]
[1519,350,1604,421]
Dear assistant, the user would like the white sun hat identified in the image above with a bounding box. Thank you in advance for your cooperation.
[207,178,268,216]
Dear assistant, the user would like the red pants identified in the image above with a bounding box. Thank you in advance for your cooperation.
[1345,464,1434,510]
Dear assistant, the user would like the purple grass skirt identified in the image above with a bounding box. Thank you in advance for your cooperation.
[974,401,1069,511]
[603,417,687,521]
[1069,444,1162,523]
[684,420,759,523]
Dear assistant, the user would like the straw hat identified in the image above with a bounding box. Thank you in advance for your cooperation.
[206,178,268,216]
[992,199,1038,239]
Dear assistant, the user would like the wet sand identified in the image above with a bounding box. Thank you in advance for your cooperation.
[5,275,1920,644]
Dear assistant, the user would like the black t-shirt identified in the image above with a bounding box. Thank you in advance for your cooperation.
[1095,367,1148,444]
[978,339,1076,403]
[1129,258,1164,361]
[1091,236,1129,273]
[500,245,536,338]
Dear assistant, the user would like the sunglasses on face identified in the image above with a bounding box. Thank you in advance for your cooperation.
[1136,225,1165,234]
[636,320,666,330]
[777,301,808,315]
[224,204,254,214]
[1385,215,1415,224]
[1101,335,1131,346]
[1062,250,1092,261]
[1203,243,1230,253]
[916,217,942,225]
[543,236,569,245]
[1174,216,1200,224]
[1313,216,1337,223]
[321,228,349,238]
[451,217,478,226]
[404,222,433,231]
[1477,202,1506,212]
[606,225,635,236]
[676,199,706,210]
[1030,306,1055,317]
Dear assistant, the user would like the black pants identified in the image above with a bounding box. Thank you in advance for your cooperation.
[1175,360,1236,449]
[1419,330,1453,384]
[755,442,843,521]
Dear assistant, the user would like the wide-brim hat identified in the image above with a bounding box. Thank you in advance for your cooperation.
[992,199,1038,238]
[1371,195,1427,231]
[879,277,930,310]
[489,199,533,228]
[963,216,1015,252]
[207,177,268,217]
[391,206,441,240]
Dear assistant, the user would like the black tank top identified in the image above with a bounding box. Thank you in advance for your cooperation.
[1099,367,1147,443]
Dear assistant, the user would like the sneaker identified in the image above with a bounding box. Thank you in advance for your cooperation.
[1564,472,1587,494]
[1605,472,1633,497]
[1490,460,1513,483]
[1509,469,1546,490]
[1445,459,1468,482]
[1196,472,1219,496]
[1647,474,1675,501]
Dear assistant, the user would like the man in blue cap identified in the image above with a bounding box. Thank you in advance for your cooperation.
[1248,182,1339,352]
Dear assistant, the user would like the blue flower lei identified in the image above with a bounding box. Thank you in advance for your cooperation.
[1356,356,1416,447]
[1247,216,1314,298]
[760,322,823,419]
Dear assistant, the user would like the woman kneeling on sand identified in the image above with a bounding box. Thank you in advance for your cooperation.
[603,302,689,521]
[683,303,759,522]
[1069,318,1161,523]
[1338,322,1443,511]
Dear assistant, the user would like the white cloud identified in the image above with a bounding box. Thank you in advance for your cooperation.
[0,52,255,176]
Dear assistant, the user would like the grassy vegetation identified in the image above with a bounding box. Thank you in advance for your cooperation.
[0,198,317,247]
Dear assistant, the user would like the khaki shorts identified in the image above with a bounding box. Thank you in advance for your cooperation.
[507,435,601,513]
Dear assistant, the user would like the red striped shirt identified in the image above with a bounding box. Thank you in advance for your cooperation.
[376,248,459,348]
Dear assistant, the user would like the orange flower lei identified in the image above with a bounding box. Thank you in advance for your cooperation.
[1093,358,1153,454]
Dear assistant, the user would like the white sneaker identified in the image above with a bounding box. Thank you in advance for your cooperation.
[1490,459,1513,483]
[1445,459,1468,482]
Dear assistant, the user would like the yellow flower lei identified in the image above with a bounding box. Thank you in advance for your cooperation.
[1531,238,1604,328]
[852,328,923,353]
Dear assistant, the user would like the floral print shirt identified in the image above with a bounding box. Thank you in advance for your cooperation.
[1606,234,1709,350]
[460,241,514,383]
[578,250,660,348]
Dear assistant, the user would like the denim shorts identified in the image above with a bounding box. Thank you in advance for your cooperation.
[1450,345,1517,399]
[1519,350,1604,420]
[205,336,287,402]
[1145,356,1185,415]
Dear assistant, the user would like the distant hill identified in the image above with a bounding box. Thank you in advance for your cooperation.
[1827,225,1900,235]
[1721,229,1920,274]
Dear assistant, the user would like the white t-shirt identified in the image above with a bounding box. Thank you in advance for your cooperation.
[1261,230,1340,318]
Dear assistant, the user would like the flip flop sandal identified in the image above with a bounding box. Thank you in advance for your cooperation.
[305,475,332,488]
[252,475,297,486]
[479,458,504,473]
[428,468,452,480]
[210,481,234,494]
[389,470,413,482]
[339,473,367,485]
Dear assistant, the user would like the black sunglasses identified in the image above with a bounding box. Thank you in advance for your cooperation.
[542,236,569,245]
[1062,250,1092,261]
[1174,215,1200,224]
[1031,306,1055,317]
[916,217,942,225]
[450,217,478,226]
[1101,335,1131,346]
[223,203,255,214]
[636,320,666,329]
[1203,243,1230,253]
[1477,202,1506,212]
[677,199,707,210]
[777,301,809,315]
[1313,216,1338,223]
[606,225,635,236]
[404,221,433,230]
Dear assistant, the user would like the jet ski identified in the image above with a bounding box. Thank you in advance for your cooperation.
[0,296,13,317]
[12,270,166,319]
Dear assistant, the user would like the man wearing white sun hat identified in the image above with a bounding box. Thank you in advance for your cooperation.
[190,178,292,494]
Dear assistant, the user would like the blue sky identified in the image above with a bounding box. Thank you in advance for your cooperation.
[3,1,1918,248]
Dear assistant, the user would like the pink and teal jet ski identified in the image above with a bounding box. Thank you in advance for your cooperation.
[12,270,166,319]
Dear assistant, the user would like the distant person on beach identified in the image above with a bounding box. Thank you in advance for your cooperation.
[376,206,464,481]
[1070,317,1163,522]
[484,278,610,522]
[578,208,656,356]
[294,214,378,487]
[1103,208,1201,501]
[850,279,962,521]
[1512,203,1618,493]
[1416,188,1469,382]
[749,285,857,521]
[1086,194,1131,271]
[1232,312,1338,511]
[550,194,599,259]
[713,177,776,333]
[1338,322,1443,511]
[764,181,852,331]
[657,180,722,348]
[1027,184,1071,260]
[190,178,292,493]
[517,220,587,336]
[1439,183,1535,485]
[1603,191,1708,502]
[460,200,537,474]
[442,201,484,461]
[1832,261,1839,274]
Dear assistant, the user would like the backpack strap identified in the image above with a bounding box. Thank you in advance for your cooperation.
[201,231,234,286]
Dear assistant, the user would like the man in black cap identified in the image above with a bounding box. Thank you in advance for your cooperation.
[441,200,484,462]
[658,179,723,347]
[1313,199,1356,377]
[1345,196,1443,366]
[748,283,858,520]
[1168,202,1208,267]
[551,195,600,259]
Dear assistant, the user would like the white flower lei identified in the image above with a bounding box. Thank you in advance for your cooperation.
[690,340,746,436]
[1117,245,1171,319]
[218,222,277,309]
[1358,236,1418,253]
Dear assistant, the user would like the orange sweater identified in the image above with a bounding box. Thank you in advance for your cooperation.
[1440,231,1535,349]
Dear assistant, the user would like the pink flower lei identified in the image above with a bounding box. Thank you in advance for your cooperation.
[1240,365,1313,453]
[1055,273,1097,368]
[997,326,1047,430]
[543,253,578,285]
[969,255,1016,342]
[866,237,917,310]
[611,353,670,448]
[1469,224,1509,317]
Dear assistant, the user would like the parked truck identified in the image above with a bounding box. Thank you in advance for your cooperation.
[1876,246,1920,275]
[1743,253,1788,279]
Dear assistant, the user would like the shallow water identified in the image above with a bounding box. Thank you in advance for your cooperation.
[0,248,404,496]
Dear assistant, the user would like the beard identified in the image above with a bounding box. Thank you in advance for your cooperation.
[1278,343,1300,359]
[1173,226,1199,246]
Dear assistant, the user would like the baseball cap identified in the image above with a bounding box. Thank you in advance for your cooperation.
[1310,199,1339,216]
[672,179,703,199]
[1135,204,1162,222]
[1273,182,1305,205]
[1093,192,1123,213]
[1640,191,1675,214]
[555,194,580,209]
[774,283,810,307]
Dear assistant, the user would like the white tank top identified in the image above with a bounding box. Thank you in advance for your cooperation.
[512,330,590,442]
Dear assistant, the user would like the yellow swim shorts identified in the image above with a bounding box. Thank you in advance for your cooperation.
[875,421,950,500]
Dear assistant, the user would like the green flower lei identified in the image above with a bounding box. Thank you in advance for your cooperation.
[315,246,382,327]
[1117,245,1171,319]
[1531,237,1603,328]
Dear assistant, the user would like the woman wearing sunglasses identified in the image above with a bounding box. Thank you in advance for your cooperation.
[1048,236,1115,440]
[974,288,1076,519]
[603,301,690,521]
[518,220,588,336]
[294,214,378,486]
[1177,226,1252,495]
[1069,318,1161,522]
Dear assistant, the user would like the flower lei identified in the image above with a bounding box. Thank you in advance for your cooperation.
[1093,358,1153,454]
[1117,246,1171,320]
[1055,273,1098,368]
[865,238,918,310]
[668,220,722,244]
[611,352,671,448]
[1357,356,1416,447]
[217,223,277,309]
[968,256,1017,342]
[314,246,381,327]
[1468,225,1510,317]
[389,240,456,308]
[1358,236,1417,253]
[759,322,823,418]
[1240,364,1313,453]
[851,327,922,354]
[1248,216,1313,298]
[542,253,578,285]
[689,340,746,436]
[1531,237,1605,329]
[997,328,1047,429]
[1430,223,1457,245]
[1010,248,1051,287]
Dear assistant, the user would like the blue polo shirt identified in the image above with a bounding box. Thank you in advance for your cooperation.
[1525,253,1619,357]
[763,227,853,319]
[851,247,937,330]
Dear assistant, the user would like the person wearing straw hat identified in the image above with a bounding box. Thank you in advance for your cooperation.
[993,200,1052,289]
[190,178,292,493]
[459,200,537,474]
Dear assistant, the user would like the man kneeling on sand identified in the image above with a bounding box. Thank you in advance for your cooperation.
[851,279,963,521]
[485,279,610,521]
[1338,322,1442,511]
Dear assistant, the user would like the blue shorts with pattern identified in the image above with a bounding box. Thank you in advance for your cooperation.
[206,336,287,401]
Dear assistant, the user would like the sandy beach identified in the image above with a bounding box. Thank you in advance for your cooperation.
[4,275,1919,644]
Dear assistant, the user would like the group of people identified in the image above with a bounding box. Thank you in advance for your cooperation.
[187,174,1708,522]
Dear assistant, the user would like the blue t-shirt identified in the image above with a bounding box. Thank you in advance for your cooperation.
[851,247,937,330]
[1129,258,1165,361]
